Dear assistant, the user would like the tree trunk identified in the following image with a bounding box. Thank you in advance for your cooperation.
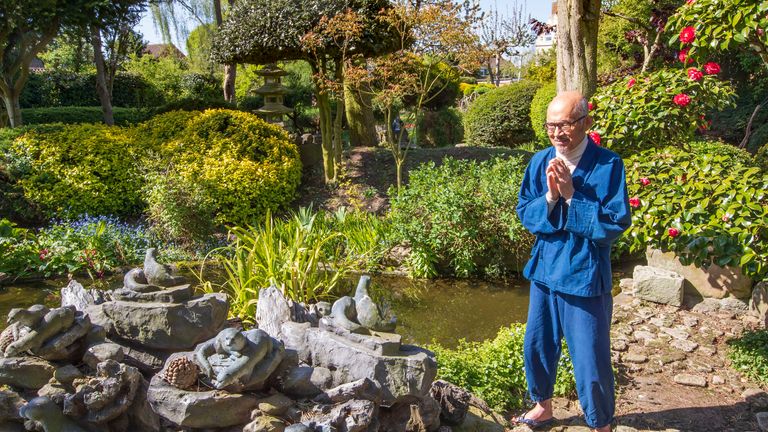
[223,63,237,103]
[556,0,600,98]
[90,25,114,126]
[317,92,336,183]
[344,81,377,147]
[332,61,345,168]
[2,93,22,128]
[494,52,502,86]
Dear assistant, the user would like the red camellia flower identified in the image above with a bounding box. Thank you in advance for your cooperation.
[722,214,730,222]
[703,62,721,74]
[588,131,601,146]
[627,78,636,89]
[640,177,651,186]
[673,93,691,107]
[629,197,641,208]
[687,68,703,81]
[668,227,681,238]
[678,48,693,64]
[588,102,594,111]
[38,248,49,261]
[686,0,695,4]
[679,26,696,44]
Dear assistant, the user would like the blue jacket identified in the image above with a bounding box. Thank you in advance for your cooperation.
[516,139,632,297]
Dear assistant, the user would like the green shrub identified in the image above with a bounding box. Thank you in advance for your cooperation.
[20,106,152,126]
[728,329,768,386]
[389,156,533,278]
[152,97,234,115]
[430,324,575,411]
[756,142,768,169]
[615,144,768,279]
[590,68,735,156]
[463,81,541,148]
[529,82,557,147]
[416,107,464,147]
[8,124,145,218]
[141,109,302,231]
[0,218,38,277]
[687,139,754,165]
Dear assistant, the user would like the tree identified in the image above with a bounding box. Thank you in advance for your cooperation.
[667,0,768,148]
[0,0,90,127]
[187,23,217,74]
[345,0,483,190]
[479,1,535,86]
[556,0,601,98]
[213,0,398,184]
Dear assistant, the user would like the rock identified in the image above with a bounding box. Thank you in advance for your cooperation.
[623,353,648,364]
[611,339,628,352]
[658,351,687,365]
[60,279,107,311]
[111,285,194,303]
[147,373,259,428]
[711,375,725,385]
[63,360,142,424]
[19,396,88,432]
[111,340,169,374]
[673,374,707,387]
[757,411,768,432]
[691,298,723,314]
[127,378,161,432]
[53,365,83,387]
[633,330,656,344]
[37,381,67,405]
[742,388,768,409]
[619,278,635,293]
[279,366,333,398]
[285,425,314,432]
[256,286,315,342]
[660,326,690,340]
[430,380,470,426]
[378,396,441,432]
[749,281,768,328]
[633,265,684,307]
[647,247,753,299]
[0,357,55,390]
[82,342,124,369]
[300,327,437,405]
[451,406,505,432]
[719,296,749,313]
[314,378,382,405]
[0,390,25,422]
[698,346,717,356]
[99,293,228,350]
[682,316,699,328]
[255,393,294,417]
[670,339,698,353]
[326,399,378,432]
[242,415,286,432]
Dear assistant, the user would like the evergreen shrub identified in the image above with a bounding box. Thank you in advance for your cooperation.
[529,82,557,147]
[463,80,541,148]
[388,156,533,278]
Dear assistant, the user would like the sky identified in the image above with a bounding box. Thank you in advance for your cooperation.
[135,0,555,51]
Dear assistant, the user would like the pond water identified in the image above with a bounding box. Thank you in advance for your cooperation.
[0,261,636,349]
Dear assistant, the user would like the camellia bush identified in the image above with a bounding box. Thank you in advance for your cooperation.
[615,143,767,279]
[388,156,533,279]
[590,67,735,155]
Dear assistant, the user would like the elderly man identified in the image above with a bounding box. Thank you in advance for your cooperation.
[515,91,631,431]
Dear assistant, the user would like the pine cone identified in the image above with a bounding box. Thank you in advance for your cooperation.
[162,357,199,390]
[0,326,15,356]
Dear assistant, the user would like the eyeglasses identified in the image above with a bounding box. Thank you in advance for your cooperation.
[543,115,587,133]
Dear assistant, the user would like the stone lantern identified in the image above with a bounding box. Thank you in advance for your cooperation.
[254,63,292,124]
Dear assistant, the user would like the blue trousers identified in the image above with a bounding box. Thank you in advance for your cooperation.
[523,281,614,429]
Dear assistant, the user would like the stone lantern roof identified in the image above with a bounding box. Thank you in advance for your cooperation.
[254,63,292,120]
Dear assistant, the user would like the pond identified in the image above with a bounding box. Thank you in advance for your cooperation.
[0,261,636,349]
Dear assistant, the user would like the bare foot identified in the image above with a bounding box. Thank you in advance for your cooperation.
[517,399,553,423]
[592,425,611,432]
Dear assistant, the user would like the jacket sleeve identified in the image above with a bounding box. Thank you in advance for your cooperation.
[563,158,632,246]
[516,160,565,235]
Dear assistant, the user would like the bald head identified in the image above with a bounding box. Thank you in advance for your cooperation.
[545,91,592,154]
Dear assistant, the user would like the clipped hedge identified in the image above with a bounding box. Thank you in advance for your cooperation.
[615,143,767,279]
[8,124,145,218]
[415,107,463,147]
[21,106,152,126]
[140,110,303,232]
[463,80,541,148]
[529,82,557,147]
[388,156,533,278]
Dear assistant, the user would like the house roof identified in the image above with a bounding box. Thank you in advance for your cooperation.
[29,57,44,71]
[143,43,186,59]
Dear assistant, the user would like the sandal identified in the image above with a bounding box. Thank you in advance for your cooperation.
[514,415,555,429]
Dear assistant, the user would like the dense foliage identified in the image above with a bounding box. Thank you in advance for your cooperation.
[415,107,464,147]
[463,81,541,148]
[728,329,768,386]
[430,324,575,411]
[590,67,735,155]
[20,106,151,126]
[7,124,145,218]
[389,156,533,278]
[139,110,303,232]
[529,82,557,147]
[615,143,767,279]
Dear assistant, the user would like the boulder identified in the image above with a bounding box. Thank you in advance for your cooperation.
[147,373,259,428]
[633,265,684,307]
[279,366,333,398]
[0,357,55,390]
[0,390,25,422]
[378,396,441,432]
[255,286,315,342]
[60,279,108,311]
[646,247,753,299]
[242,415,286,432]
[429,380,470,426]
[99,293,228,350]
[749,281,768,328]
[301,328,437,405]
[82,342,124,369]
[255,393,294,417]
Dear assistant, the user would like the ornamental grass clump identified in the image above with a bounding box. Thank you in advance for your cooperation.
[615,143,768,279]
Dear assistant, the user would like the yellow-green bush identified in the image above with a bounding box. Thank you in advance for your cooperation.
[141,110,302,234]
[9,124,144,218]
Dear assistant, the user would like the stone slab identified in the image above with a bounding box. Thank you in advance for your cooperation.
[633,265,684,307]
[0,357,55,390]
